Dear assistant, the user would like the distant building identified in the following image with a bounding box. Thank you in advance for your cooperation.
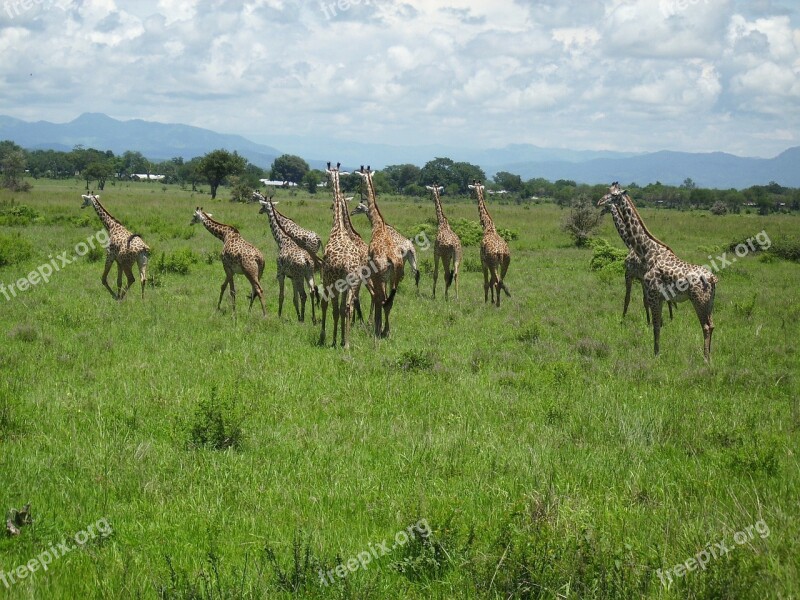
[260,179,297,187]
[130,174,166,181]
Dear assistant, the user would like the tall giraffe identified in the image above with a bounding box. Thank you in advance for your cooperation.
[190,207,266,316]
[258,198,320,324]
[598,183,717,361]
[469,180,510,307]
[426,184,462,300]
[252,191,322,256]
[351,201,420,289]
[601,202,675,323]
[353,166,404,338]
[341,195,372,323]
[81,193,150,300]
[319,163,363,348]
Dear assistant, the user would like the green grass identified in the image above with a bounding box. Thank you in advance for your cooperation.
[0,178,798,598]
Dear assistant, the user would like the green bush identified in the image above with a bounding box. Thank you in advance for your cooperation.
[187,387,243,451]
[0,234,33,267]
[153,248,198,276]
[589,238,627,273]
[0,202,40,226]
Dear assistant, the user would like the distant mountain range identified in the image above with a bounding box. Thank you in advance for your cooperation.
[1,113,797,189]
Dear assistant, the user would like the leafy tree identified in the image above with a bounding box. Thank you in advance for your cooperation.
[270,154,309,186]
[419,158,455,190]
[493,171,523,193]
[198,149,246,199]
[562,195,602,246]
[0,144,29,191]
[83,160,114,190]
[116,150,150,177]
[451,161,486,194]
[680,177,697,190]
[178,157,204,190]
[303,169,323,194]
[384,163,421,192]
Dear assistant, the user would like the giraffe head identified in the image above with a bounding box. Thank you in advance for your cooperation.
[81,193,97,208]
[350,200,369,217]
[189,207,210,226]
[258,198,279,215]
[597,182,627,208]
[425,184,445,196]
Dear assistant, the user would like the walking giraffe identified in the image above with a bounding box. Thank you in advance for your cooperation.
[469,180,510,307]
[190,207,266,316]
[351,201,420,289]
[252,191,322,256]
[598,183,717,361]
[81,193,150,300]
[341,195,373,323]
[353,166,404,339]
[601,202,675,323]
[319,163,363,348]
[258,197,320,324]
[426,184,462,300]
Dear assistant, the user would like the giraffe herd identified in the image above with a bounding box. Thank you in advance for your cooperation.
[79,175,719,361]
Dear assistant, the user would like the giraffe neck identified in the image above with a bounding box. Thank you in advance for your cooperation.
[609,204,634,251]
[475,187,496,233]
[328,171,347,236]
[342,200,361,239]
[264,202,290,247]
[432,188,448,227]
[91,197,120,232]
[201,213,235,242]
[615,196,664,262]
[362,172,386,232]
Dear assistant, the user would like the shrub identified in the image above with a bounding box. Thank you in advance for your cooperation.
[0,234,33,267]
[562,197,602,246]
[450,219,483,246]
[589,238,627,273]
[153,248,198,276]
[0,202,40,226]
[710,201,728,215]
[187,387,243,451]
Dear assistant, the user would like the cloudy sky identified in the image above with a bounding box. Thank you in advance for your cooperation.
[1,0,798,157]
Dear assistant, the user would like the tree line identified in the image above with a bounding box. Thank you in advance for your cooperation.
[1,140,797,214]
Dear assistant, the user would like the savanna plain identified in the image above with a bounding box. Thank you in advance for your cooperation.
[0,179,798,599]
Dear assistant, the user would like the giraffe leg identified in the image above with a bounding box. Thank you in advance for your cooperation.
[339,289,351,348]
[454,250,461,300]
[623,272,634,320]
[244,270,266,316]
[295,279,306,322]
[482,259,490,303]
[100,254,117,299]
[488,264,501,307]
[498,255,511,299]
[137,253,148,299]
[432,252,440,299]
[442,255,452,301]
[649,293,663,357]
[217,269,233,311]
[637,279,650,324]
[307,274,318,325]
[277,273,286,318]
[408,248,420,289]
[116,263,124,299]
[319,291,329,346]
[692,298,715,363]
[229,277,237,315]
[120,264,136,300]
[331,291,341,348]
[372,281,384,339]
[668,301,674,321]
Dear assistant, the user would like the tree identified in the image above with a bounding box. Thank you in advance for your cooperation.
[493,171,523,193]
[383,163,421,193]
[269,154,309,186]
[178,157,204,190]
[83,160,114,190]
[198,149,246,199]
[303,169,323,194]
[0,145,29,191]
[562,195,602,246]
[680,177,697,190]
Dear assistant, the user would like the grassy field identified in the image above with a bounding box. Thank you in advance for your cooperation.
[0,178,798,599]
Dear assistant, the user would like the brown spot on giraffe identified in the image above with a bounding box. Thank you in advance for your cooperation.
[426,184,462,300]
[190,207,266,317]
[81,193,150,300]
[598,183,717,361]
[469,181,511,307]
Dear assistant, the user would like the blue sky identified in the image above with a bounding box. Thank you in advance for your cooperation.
[0,0,798,157]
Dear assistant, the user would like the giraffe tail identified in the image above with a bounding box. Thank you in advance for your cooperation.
[445,271,454,286]
[499,281,511,297]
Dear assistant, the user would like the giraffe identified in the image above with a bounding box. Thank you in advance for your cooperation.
[426,184,462,300]
[598,183,717,361]
[319,163,363,348]
[80,193,150,300]
[469,180,511,307]
[350,201,420,289]
[252,191,322,256]
[189,207,266,316]
[341,194,373,324]
[258,198,320,324]
[601,202,675,324]
[353,166,404,339]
